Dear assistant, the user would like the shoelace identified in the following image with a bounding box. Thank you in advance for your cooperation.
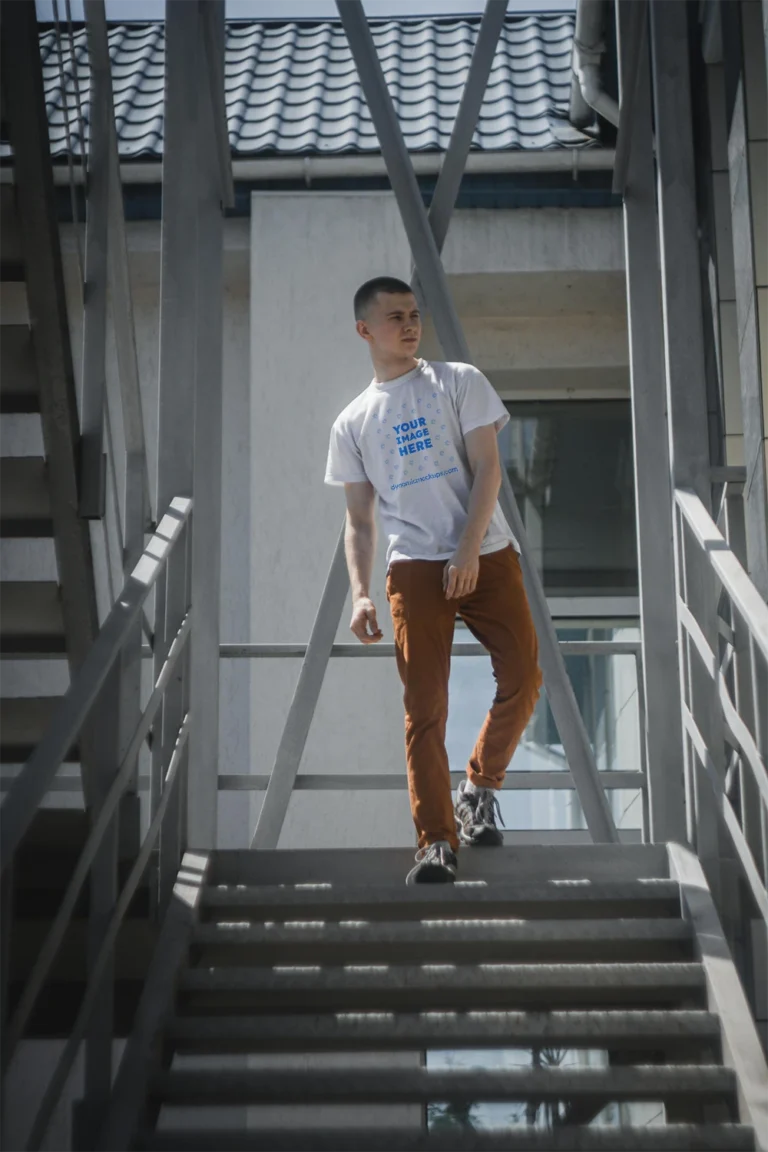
[475,789,506,828]
[414,841,452,863]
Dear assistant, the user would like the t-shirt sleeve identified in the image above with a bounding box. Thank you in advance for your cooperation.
[324,416,368,486]
[453,364,509,436]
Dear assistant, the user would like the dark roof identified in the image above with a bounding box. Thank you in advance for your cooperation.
[13,14,591,161]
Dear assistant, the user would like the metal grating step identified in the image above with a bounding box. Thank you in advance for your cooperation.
[167,1007,723,1057]
[179,963,707,1012]
[208,844,670,888]
[140,1125,757,1151]
[0,581,65,654]
[150,1064,737,1108]
[0,457,52,537]
[192,918,694,966]
[200,879,684,922]
[0,326,38,413]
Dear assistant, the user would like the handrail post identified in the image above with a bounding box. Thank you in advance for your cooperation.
[73,665,121,1150]
[158,518,190,914]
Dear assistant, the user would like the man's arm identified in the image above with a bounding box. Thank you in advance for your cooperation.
[444,423,502,600]
[344,480,383,644]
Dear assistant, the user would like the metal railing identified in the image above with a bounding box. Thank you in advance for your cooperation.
[0,498,192,1151]
[2,639,648,832]
[674,485,768,930]
[220,637,649,838]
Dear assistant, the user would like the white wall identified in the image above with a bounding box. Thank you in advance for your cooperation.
[248,192,415,850]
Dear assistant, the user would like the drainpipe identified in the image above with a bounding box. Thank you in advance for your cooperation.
[570,0,620,129]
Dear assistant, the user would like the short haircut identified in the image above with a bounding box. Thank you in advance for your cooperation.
[354,276,414,321]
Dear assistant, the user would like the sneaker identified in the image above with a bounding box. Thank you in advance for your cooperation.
[455,779,505,846]
[405,841,458,885]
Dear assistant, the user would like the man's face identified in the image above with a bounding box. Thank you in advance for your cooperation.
[357,291,422,357]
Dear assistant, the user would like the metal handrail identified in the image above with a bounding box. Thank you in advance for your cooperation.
[221,640,643,659]
[0,497,192,1149]
[2,610,192,1068]
[674,487,768,925]
[25,714,191,1152]
[0,497,191,870]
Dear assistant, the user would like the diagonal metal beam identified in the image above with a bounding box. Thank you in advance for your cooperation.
[612,0,647,196]
[338,0,618,844]
[251,525,350,849]
[413,0,507,275]
[199,0,235,210]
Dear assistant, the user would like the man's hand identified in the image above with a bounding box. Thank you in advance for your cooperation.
[350,597,383,644]
[443,544,480,600]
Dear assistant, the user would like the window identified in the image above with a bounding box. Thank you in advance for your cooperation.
[500,401,637,597]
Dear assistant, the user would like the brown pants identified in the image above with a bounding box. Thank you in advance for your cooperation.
[386,545,542,852]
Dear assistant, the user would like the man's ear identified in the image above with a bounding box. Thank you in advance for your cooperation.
[356,319,372,343]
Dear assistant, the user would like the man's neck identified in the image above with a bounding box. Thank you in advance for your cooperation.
[372,353,420,383]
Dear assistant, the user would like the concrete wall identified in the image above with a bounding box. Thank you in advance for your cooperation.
[248,192,415,850]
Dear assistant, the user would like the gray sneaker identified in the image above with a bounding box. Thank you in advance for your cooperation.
[455,779,505,846]
[405,841,458,885]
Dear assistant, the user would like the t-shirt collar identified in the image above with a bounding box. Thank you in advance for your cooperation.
[372,358,425,389]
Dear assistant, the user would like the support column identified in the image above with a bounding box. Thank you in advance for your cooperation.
[157,0,227,856]
[155,0,199,899]
[187,0,226,851]
[616,1,686,844]
[721,0,768,600]
[650,0,725,894]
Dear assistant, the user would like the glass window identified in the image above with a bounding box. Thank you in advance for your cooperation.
[500,401,637,597]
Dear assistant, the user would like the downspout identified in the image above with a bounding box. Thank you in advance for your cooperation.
[570,0,620,129]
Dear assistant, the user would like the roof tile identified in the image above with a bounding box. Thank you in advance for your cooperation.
[5,13,592,161]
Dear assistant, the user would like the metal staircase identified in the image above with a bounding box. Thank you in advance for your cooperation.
[97,843,764,1151]
[2,2,768,1150]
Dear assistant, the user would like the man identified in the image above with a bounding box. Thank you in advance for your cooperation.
[325,276,542,885]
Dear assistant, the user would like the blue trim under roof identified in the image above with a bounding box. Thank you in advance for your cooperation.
[7,13,599,162]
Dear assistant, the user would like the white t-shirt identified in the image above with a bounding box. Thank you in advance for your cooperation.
[325,359,519,567]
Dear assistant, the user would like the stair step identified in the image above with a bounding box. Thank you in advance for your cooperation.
[142,1125,756,1152]
[209,844,669,887]
[0,696,77,762]
[0,582,65,654]
[200,880,683,922]
[0,457,52,537]
[192,919,693,966]
[0,326,38,413]
[168,1008,722,1056]
[150,1064,737,1108]
[180,963,706,1012]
